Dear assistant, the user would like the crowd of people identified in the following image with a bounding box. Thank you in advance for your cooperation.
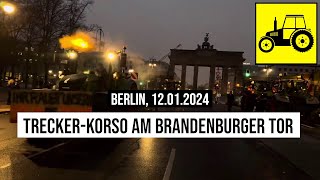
[225,90,272,112]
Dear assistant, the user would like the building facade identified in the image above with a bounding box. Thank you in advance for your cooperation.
[243,64,318,81]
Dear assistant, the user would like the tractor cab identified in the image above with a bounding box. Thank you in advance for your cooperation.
[282,15,306,29]
[259,15,314,53]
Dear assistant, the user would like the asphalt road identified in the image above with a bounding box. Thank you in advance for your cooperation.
[0,106,313,180]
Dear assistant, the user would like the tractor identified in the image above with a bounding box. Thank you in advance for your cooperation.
[259,15,314,53]
[9,47,139,123]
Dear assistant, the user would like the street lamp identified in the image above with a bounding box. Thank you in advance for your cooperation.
[1,2,16,36]
[1,2,15,14]
[2,4,14,14]
[149,63,157,68]
[104,51,119,75]
[106,52,116,61]
[148,57,157,69]
[67,50,78,60]
[263,67,272,82]
[265,68,272,76]
[66,50,78,74]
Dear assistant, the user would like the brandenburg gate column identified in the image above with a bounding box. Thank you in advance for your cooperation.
[193,65,199,90]
[181,64,187,90]
[209,66,215,90]
[221,66,229,94]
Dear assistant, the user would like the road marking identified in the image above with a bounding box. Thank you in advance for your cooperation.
[163,148,176,180]
[0,141,70,169]
[301,124,314,129]
[0,163,11,169]
[27,141,70,159]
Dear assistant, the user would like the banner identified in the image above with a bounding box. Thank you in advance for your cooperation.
[17,112,300,138]
[10,90,92,123]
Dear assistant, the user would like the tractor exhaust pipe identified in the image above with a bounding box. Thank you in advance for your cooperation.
[274,17,277,31]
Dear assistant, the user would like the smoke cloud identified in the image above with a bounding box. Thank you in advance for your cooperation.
[59,31,96,52]
[102,37,155,81]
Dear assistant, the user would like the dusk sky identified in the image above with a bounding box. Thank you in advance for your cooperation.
[87,0,319,85]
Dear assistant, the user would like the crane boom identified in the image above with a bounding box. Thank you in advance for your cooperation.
[158,44,182,62]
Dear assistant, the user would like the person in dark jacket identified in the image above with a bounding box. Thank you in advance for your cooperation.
[7,77,15,105]
[246,92,257,112]
[255,93,267,112]
[227,91,235,112]
[240,91,247,112]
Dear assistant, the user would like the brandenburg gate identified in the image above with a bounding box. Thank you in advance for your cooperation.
[168,33,245,94]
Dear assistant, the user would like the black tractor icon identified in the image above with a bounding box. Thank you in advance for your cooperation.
[259,15,314,53]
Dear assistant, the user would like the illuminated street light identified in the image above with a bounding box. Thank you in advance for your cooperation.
[263,68,272,72]
[2,2,15,14]
[83,70,90,74]
[113,72,118,79]
[263,67,272,81]
[263,68,272,73]
[107,52,116,60]
[48,70,53,74]
[148,58,157,68]
[149,63,157,68]
[67,50,78,60]
[128,69,134,73]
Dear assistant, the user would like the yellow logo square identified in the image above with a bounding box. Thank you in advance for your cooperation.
[256,3,317,64]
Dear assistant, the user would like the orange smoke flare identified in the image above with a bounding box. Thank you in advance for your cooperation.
[59,31,96,52]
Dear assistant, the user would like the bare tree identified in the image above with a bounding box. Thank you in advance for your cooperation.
[64,0,94,34]
[18,0,94,86]
[1,0,95,86]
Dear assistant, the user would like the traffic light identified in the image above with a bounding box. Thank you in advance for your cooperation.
[245,69,250,77]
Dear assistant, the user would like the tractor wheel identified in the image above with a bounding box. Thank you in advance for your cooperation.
[291,30,314,52]
[259,36,275,53]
